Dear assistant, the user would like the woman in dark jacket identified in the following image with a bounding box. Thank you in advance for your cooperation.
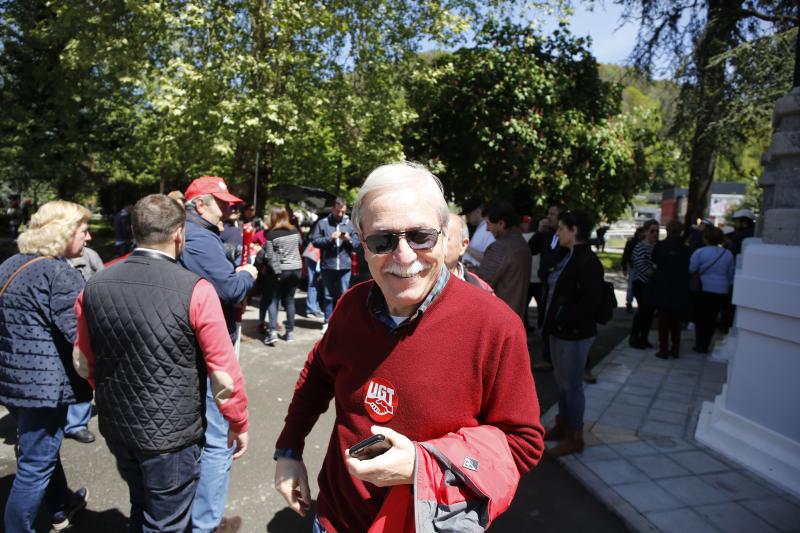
[650,220,691,358]
[0,200,92,532]
[542,210,604,457]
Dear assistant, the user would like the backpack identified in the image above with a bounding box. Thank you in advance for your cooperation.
[596,281,617,325]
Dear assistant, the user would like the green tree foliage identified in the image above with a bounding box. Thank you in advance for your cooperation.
[404,22,653,221]
[612,0,798,225]
[598,63,687,190]
[2,0,539,212]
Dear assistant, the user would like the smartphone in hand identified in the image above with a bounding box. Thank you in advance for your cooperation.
[349,434,392,460]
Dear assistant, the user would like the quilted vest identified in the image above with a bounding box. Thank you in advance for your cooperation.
[83,250,206,452]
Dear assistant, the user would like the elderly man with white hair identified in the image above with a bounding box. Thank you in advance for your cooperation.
[273,162,543,533]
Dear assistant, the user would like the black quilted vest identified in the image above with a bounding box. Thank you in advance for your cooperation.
[83,250,206,452]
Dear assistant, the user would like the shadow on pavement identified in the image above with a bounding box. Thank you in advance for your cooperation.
[266,502,316,532]
[0,474,129,532]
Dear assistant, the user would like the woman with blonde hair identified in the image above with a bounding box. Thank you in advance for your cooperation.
[0,200,93,532]
[257,206,303,345]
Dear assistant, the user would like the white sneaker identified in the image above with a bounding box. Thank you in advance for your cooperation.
[321,323,328,334]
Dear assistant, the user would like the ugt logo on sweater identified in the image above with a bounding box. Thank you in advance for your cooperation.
[363,377,398,423]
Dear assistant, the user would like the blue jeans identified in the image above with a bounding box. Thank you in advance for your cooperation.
[269,270,301,333]
[191,382,234,533]
[550,336,595,430]
[4,405,72,533]
[313,515,327,533]
[321,269,351,322]
[304,257,321,315]
[65,402,92,434]
[107,441,201,533]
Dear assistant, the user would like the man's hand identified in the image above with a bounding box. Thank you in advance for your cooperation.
[341,232,351,241]
[345,426,415,487]
[275,458,311,516]
[236,263,258,279]
[226,429,248,460]
[331,230,342,240]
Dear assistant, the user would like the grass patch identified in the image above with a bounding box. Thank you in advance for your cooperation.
[597,251,623,272]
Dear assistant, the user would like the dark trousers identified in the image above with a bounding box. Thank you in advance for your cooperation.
[4,406,72,533]
[694,291,726,352]
[631,280,655,343]
[107,441,202,533]
[719,289,735,332]
[657,310,682,355]
[268,270,301,333]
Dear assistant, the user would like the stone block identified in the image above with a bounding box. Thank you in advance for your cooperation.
[693,502,778,533]
[741,497,800,532]
[658,476,733,506]
[645,508,713,533]
[630,454,691,479]
[584,458,649,485]
[671,450,730,474]
[613,481,684,513]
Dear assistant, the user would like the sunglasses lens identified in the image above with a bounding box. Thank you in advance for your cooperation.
[366,233,397,254]
[406,230,439,249]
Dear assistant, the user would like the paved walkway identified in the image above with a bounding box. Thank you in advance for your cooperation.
[542,335,800,532]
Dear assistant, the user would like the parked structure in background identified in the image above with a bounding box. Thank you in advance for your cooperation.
[661,183,746,227]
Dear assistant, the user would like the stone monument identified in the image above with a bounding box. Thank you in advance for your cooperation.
[695,81,800,498]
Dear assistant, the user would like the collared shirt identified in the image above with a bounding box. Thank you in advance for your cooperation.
[366,266,450,332]
[132,247,174,261]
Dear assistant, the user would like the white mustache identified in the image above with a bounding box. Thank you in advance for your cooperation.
[382,259,431,278]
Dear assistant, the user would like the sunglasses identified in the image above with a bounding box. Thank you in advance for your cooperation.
[363,228,441,254]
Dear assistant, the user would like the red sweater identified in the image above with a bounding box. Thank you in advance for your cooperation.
[275,275,544,532]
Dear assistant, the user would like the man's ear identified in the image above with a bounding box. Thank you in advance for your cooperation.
[174,225,184,244]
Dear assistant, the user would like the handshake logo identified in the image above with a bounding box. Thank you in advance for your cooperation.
[363,377,398,423]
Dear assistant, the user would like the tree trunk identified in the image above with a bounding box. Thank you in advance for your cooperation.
[683,0,742,227]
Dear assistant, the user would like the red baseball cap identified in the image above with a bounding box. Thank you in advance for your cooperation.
[184,176,243,204]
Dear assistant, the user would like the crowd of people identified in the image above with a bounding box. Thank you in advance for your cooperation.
[623,211,751,358]
[0,161,752,532]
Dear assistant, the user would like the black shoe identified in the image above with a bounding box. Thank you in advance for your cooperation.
[692,346,709,354]
[583,370,597,384]
[52,487,88,531]
[655,351,670,359]
[65,428,95,444]
[629,337,646,349]
[626,303,633,314]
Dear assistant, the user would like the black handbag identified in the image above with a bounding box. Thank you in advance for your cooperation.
[689,249,725,293]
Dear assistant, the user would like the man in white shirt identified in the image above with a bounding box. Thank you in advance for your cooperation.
[461,200,495,270]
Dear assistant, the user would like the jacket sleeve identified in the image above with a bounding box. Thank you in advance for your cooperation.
[190,280,249,433]
[311,219,332,249]
[274,342,335,454]
[182,233,254,304]
[480,320,544,474]
[558,255,604,327]
[266,237,281,275]
[50,265,86,345]
[476,241,504,287]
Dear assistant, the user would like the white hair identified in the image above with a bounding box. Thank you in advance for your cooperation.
[352,161,450,235]
[447,212,469,242]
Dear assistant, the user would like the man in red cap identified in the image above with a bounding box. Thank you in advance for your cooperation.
[179,176,258,532]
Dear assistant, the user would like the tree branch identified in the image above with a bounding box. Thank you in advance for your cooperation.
[737,9,799,25]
